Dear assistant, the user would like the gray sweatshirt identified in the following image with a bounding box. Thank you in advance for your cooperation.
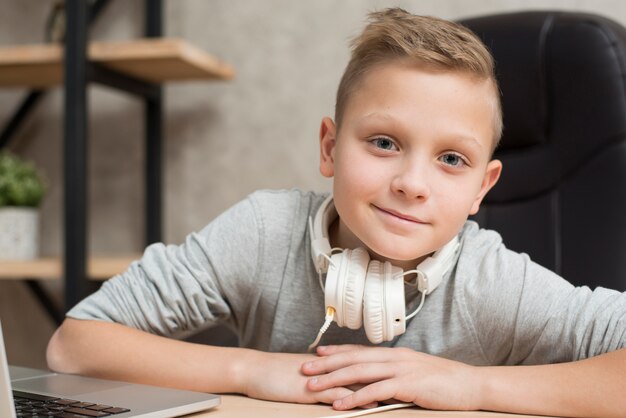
[68,189,626,365]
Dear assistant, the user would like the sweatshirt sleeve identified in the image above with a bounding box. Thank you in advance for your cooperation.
[66,195,261,338]
[459,226,626,365]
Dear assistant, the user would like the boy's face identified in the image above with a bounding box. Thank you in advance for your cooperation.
[319,62,502,269]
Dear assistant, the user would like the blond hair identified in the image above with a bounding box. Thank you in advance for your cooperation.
[335,8,502,149]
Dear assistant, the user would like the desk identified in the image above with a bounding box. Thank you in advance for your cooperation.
[189,395,557,418]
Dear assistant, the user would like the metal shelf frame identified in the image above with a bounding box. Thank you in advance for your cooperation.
[1,0,232,323]
[63,0,163,312]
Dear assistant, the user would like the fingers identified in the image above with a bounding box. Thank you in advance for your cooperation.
[315,344,365,355]
[312,385,379,410]
[308,380,379,409]
[332,380,402,411]
[316,345,415,357]
[307,363,394,391]
[302,346,403,376]
[300,345,423,411]
[313,386,354,404]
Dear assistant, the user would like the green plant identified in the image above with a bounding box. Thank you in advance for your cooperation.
[0,152,45,207]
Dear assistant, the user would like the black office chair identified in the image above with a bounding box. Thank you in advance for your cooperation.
[459,11,626,291]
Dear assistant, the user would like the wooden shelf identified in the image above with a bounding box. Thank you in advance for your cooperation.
[0,256,140,280]
[0,38,235,88]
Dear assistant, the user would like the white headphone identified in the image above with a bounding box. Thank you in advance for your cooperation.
[309,195,459,345]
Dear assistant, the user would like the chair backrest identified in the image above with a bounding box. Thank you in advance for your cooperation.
[459,11,626,291]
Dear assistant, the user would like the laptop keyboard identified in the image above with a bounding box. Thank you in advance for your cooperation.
[13,390,130,417]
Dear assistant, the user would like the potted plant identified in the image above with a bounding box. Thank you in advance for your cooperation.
[0,152,45,260]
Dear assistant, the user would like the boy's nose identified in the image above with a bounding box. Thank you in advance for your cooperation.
[390,162,431,200]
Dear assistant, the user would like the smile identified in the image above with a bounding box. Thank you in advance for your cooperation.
[373,205,427,224]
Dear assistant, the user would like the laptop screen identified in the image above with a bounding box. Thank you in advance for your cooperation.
[0,321,17,418]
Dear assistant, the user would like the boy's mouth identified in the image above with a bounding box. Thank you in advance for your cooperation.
[373,205,426,224]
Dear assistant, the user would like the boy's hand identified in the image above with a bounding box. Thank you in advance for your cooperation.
[240,351,355,405]
[301,345,483,411]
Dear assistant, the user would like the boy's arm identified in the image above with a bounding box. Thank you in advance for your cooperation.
[480,347,626,417]
[47,318,353,404]
[302,344,626,418]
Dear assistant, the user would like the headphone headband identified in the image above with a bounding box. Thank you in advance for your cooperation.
[310,195,459,287]
[308,195,460,346]
[414,235,459,294]
[309,195,336,272]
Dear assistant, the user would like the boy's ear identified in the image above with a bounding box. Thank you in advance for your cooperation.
[319,117,337,178]
[469,159,502,215]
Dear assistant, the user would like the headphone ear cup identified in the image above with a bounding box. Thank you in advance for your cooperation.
[363,261,406,344]
[324,247,369,330]
[342,247,369,329]
[363,260,385,344]
[343,247,370,329]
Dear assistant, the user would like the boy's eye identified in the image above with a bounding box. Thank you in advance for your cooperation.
[440,153,466,167]
[371,137,398,151]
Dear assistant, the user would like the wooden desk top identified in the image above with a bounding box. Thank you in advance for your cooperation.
[188,394,556,418]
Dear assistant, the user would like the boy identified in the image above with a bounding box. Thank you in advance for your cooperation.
[47,8,626,417]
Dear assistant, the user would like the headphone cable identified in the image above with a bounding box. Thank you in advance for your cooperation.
[405,290,426,321]
[308,306,336,352]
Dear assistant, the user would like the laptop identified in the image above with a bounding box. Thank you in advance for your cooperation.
[0,321,220,417]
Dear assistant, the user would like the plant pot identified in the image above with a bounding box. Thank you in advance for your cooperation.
[0,207,39,260]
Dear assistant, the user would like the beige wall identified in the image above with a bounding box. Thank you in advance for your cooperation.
[1,0,625,366]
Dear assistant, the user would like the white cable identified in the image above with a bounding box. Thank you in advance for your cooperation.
[316,402,414,418]
[318,269,325,292]
[308,307,335,352]
[405,290,426,321]
[317,252,339,291]
[308,317,332,352]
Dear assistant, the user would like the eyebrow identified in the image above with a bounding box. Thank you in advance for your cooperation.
[356,112,485,151]
[449,134,483,151]
[357,112,394,123]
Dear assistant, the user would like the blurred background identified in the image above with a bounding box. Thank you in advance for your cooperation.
[1,0,624,367]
